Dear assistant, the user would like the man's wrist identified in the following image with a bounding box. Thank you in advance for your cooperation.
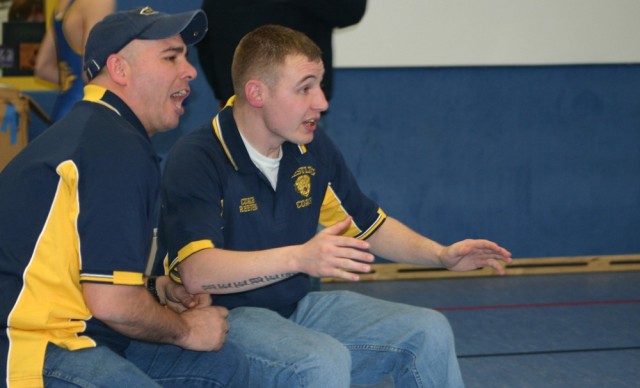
[436,245,448,268]
[146,277,163,304]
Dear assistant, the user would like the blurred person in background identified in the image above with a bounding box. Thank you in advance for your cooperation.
[197,0,367,108]
[8,0,44,21]
[35,0,115,122]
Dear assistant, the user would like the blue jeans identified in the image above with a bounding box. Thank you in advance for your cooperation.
[227,290,465,387]
[42,340,248,387]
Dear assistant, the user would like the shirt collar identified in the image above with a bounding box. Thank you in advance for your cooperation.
[211,96,309,173]
[82,85,149,140]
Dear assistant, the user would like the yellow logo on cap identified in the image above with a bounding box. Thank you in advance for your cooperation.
[139,6,157,15]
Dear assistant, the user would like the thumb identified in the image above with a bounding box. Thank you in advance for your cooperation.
[193,293,212,308]
[319,216,353,236]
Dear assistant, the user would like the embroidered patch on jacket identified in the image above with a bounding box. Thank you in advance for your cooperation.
[292,166,315,208]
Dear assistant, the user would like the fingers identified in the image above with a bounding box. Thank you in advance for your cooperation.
[471,249,512,264]
[180,306,230,351]
[212,308,230,351]
[473,239,512,259]
[321,239,375,280]
[328,261,371,281]
[467,249,512,274]
[192,293,212,308]
[320,217,371,247]
[211,305,229,318]
[318,223,372,256]
[444,239,513,275]
[301,217,375,280]
[455,239,512,262]
[472,245,512,274]
[167,302,188,313]
[483,257,506,275]
[223,317,230,334]
[330,241,374,261]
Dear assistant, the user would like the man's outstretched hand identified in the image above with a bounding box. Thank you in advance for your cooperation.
[439,239,512,275]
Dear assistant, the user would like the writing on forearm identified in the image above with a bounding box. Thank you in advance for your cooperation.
[202,272,297,291]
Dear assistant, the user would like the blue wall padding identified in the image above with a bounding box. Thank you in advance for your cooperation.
[26,65,640,259]
[324,65,640,258]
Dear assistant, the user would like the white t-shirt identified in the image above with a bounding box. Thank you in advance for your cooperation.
[239,131,282,190]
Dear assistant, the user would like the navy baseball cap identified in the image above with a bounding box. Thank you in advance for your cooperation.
[84,6,208,80]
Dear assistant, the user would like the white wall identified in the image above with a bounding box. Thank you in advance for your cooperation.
[333,0,640,67]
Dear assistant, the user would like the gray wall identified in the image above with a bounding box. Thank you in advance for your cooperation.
[333,0,640,67]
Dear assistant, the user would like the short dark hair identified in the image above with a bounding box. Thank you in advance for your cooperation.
[231,24,322,100]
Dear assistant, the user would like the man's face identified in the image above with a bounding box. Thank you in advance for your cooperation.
[261,54,329,146]
[124,35,197,136]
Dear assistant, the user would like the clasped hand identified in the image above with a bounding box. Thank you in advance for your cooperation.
[161,276,212,312]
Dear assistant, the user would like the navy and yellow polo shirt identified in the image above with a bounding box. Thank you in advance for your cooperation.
[0,85,159,386]
[158,101,386,317]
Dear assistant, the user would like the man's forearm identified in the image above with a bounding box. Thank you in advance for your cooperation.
[83,282,189,345]
[367,217,445,267]
[179,247,299,294]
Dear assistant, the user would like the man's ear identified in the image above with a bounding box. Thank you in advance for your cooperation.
[244,80,266,108]
[105,54,128,85]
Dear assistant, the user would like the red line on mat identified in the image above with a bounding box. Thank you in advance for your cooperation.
[436,299,640,312]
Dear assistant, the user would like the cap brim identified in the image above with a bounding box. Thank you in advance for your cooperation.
[138,9,207,46]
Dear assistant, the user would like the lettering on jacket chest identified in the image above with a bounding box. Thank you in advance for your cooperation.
[239,196,258,213]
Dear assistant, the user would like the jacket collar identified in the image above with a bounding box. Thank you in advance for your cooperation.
[83,84,149,140]
[211,96,308,173]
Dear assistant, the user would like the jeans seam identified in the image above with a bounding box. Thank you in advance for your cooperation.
[346,344,424,388]
[152,376,224,387]
[246,353,307,387]
[43,368,97,388]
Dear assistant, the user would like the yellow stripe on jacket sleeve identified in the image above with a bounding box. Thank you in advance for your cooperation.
[357,208,387,240]
[80,271,144,285]
[168,240,215,283]
[319,184,387,239]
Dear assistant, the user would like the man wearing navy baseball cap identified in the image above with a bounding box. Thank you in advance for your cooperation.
[0,6,248,387]
[84,6,207,80]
